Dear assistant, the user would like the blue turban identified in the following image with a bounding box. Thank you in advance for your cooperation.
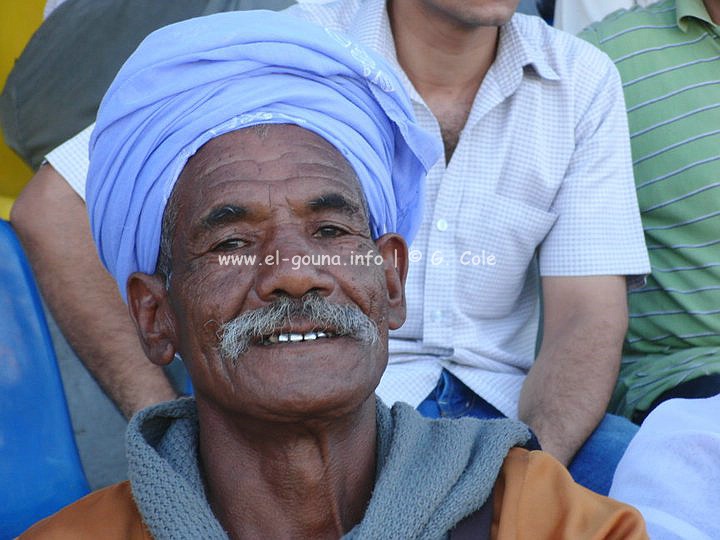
[86,10,440,300]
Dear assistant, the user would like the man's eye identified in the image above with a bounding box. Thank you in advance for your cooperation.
[212,238,247,252]
[315,226,345,238]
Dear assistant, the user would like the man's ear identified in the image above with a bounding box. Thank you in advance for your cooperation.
[126,272,177,366]
[375,233,408,330]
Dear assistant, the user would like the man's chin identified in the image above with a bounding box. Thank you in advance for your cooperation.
[419,0,518,29]
[206,385,379,427]
[204,337,385,417]
[260,391,378,423]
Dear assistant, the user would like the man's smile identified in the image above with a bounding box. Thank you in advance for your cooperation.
[260,330,337,346]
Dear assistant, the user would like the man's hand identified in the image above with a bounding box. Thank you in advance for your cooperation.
[518,275,628,465]
[10,165,178,418]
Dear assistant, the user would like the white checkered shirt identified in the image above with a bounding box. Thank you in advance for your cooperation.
[287,0,650,417]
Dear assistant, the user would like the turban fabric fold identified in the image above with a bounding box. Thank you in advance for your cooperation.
[86,10,441,300]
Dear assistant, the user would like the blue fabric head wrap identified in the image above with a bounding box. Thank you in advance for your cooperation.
[86,10,440,301]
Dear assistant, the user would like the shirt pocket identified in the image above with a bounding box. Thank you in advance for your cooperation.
[455,193,558,319]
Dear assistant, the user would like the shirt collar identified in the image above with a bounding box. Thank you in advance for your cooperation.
[347,1,559,104]
[676,0,716,32]
[493,15,560,98]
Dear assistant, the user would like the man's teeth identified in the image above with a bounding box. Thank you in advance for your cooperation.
[265,331,332,345]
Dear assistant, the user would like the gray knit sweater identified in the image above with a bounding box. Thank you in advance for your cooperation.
[126,397,530,540]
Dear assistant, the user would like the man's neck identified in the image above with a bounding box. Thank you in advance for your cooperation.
[197,398,378,539]
[389,0,502,161]
[704,0,720,25]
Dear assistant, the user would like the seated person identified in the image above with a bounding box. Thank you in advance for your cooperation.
[9,0,651,497]
[21,12,646,539]
[580,0,720,423]
[610,394,720,539]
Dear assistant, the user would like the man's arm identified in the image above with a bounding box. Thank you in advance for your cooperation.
[518,275,628,465]
[518,41,648,465]
[10,165,177,418]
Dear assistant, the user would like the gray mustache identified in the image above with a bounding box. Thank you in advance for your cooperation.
[217,295,379,362]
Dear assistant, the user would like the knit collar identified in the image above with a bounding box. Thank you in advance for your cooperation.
[126,397,529,539]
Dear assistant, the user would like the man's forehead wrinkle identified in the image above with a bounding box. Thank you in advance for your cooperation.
[184,133,264,186]
[175,126,369,238]
[194,154,262,186]
[297,141,357,176]
[295,159,355,180]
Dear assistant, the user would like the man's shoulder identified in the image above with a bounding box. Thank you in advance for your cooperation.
[579,0,677,50]
[495,449,648,538]
[19,481,150,539]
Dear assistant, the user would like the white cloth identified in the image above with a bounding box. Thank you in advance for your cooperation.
[610,395,720,540]
[46,0,650,417]
[553,0,655,35]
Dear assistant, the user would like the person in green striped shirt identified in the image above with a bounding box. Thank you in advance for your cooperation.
[580,0,720,423]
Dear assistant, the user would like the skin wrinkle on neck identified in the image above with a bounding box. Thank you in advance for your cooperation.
[198,396,377,539]
[704,0,720,24]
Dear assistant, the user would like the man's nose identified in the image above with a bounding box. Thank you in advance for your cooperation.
[254,231,335,300]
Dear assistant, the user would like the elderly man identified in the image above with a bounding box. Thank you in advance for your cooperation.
[21,12,645,539]
[10,0,650,496]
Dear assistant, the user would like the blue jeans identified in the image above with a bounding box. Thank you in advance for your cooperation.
[417,370,638,495]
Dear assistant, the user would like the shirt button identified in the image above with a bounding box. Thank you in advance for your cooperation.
[436,219,448,231]
[432,310,443,323]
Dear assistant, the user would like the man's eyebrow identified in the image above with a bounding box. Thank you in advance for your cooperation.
[201,204,248,229]
[307,192,361,216]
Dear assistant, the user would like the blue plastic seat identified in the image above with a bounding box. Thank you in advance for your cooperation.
[0,219,89,539]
